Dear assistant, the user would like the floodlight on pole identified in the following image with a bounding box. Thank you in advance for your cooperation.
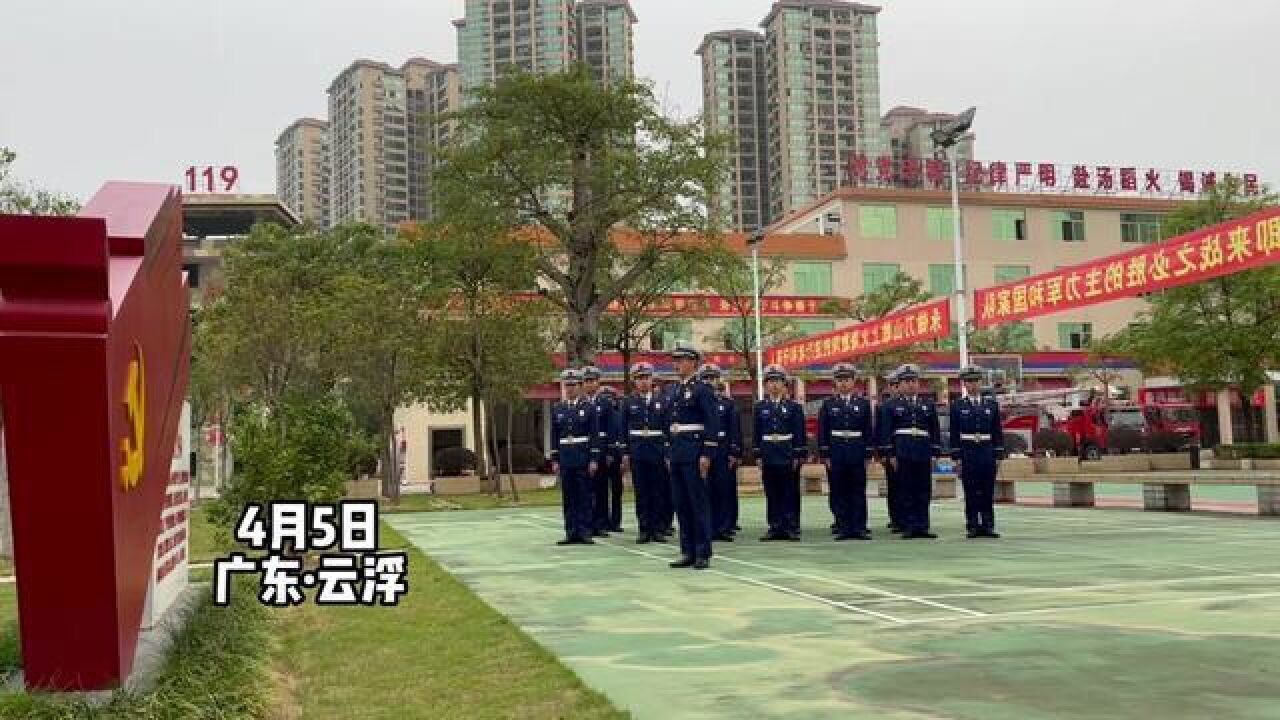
[748,228,766,401]
[931,107,977,383]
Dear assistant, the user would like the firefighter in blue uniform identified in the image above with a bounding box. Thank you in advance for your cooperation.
[818,362,874,541]
[621,362,670,544]
[699,364,742,542]
[878,369,905,533]
[666,344,721,569]
[950,366,1005,538]
[582,367,622,535]
[754,365,807,541]
[877,364,941,539]
[599,384,627,533]
[550,369,600,545]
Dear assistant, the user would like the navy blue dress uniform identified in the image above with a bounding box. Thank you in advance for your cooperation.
[667,345,722,567]
[600,384,627,533]
[877,365,941,539]
[621,363,672,543]
[550,369,600,544]
[699,364,742,542]
[582,367,623,536]
[818,363,874,541]
[754,365,808,541]
[950,367,1005,538]
[878,370,905,532]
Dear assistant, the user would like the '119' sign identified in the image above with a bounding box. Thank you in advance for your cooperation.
[184,165,239,194]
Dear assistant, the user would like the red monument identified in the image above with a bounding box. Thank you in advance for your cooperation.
[0,182,190,690]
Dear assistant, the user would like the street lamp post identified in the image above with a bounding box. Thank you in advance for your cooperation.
[931,107,977,380]
[749,229,766,401]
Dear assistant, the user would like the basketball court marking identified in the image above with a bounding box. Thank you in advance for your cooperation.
[893,589,1280,626]
[843,571,1280,603]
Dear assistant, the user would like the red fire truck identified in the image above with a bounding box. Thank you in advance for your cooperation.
[997,388,1200,458]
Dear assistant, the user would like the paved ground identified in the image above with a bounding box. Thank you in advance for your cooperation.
[390,493,1280,720]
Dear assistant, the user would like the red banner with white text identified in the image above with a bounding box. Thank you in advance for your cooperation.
[765,298,951,370]
[974,207,1280,327]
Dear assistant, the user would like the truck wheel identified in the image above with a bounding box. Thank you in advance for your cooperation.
[1083,444,1101,461]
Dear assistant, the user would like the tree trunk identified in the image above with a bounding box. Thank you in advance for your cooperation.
[506,401,519,502]
[565,308,596,367]
[471,390,490,490]
[487,398,502,495]
[380,408,400,502]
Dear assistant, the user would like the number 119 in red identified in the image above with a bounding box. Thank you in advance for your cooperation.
[184,165,239,193]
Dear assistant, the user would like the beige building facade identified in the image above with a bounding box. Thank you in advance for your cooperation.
[274,118,329,227]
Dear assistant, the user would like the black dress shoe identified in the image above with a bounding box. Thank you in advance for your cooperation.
[693,557,710,570]
[983,529,1002,539]
[611,526,624,533]
[593,530,609,537]
[886,522,899,530]
[966,529,980,539]
[579,537,596,544]
[830,522,839,530]
[919,531,938,539]
[759,533,782,542]
[637,534,651,544]
[851,531,873,540]
[652,533,668,543]
[556,538,575,545]
[670,556,695,568]
[714,533,735,542]
[733,524,742,531]
[833,533,853,541]
[786,533,802,541]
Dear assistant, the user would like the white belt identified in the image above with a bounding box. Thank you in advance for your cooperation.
[671,424,705,433]
[629,429,664,437]
[597,432,610,437]
[895,428,929,437]
[763,433,793,442]
[561,436,590,445]
[830,430,863,438]
[960,433,992,442]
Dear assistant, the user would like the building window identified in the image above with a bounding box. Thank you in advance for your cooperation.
[858,204,896,238]
[862,263,900,294]
[1057,322,1093,350]
[992,209,1026,240]
[994,265,1031,284]
[1053,210,1086,242]
[928,264,967,297]
[1121,213,1164,243]
[792,319,836,337]
[793,261,832,295]
[651,319,693,351]
[926,206,961,240]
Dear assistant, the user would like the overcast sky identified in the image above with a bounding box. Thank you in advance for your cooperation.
[2,0,1277,200]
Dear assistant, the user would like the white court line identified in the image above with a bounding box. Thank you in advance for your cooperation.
[845,571,1280,603]
[710,553,987,618]
[1008,541,1275,576]
[516,517,908,624]
[897,590,1280,625]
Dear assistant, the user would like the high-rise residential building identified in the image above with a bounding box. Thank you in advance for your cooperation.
[325,58,459,229]
[761,1,885,223]
[576,0,637,83]
[327,59,410,228]
[881,105,976,179]
[404,59,462,222]
[697,31,769,231]
[274,118,330,227]
[455,0,577,99]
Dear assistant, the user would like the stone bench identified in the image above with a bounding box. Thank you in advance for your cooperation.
[1013,471,1280,515]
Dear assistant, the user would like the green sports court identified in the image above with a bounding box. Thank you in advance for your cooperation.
[391,491,1280,720]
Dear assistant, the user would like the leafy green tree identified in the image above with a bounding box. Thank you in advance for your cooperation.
[699,248,795,386]
[1107,178,1280,441]
[824,272,933,388]
[969,323,1037,354]
[0,147,79,215]
[412,222,555,492]
[433,67,728,365]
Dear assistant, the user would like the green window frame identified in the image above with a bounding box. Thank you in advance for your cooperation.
[926,206,961,240]
[992,209,1026,240]
[793,261,832,295]
[858,204,897,239]
[1120,213,1164,243]
[862,263,900,293]
[792,319,836,337]
[1052,210,1086,242]
[928,264,967,297]
[1057,322,1093,350]
[994,265,1031,284]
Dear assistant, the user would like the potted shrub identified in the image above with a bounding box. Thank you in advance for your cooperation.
[1213,444,1245,470]
[1032,429,1079,474]
[999,432,1035,479]
[1251,444,1280,470]
[433,447,481,494]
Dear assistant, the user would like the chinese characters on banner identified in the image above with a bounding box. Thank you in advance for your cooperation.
[507,293,839,317]
[973,207,1280,327]
[765,298,952,370]
[842,154,1261,198]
